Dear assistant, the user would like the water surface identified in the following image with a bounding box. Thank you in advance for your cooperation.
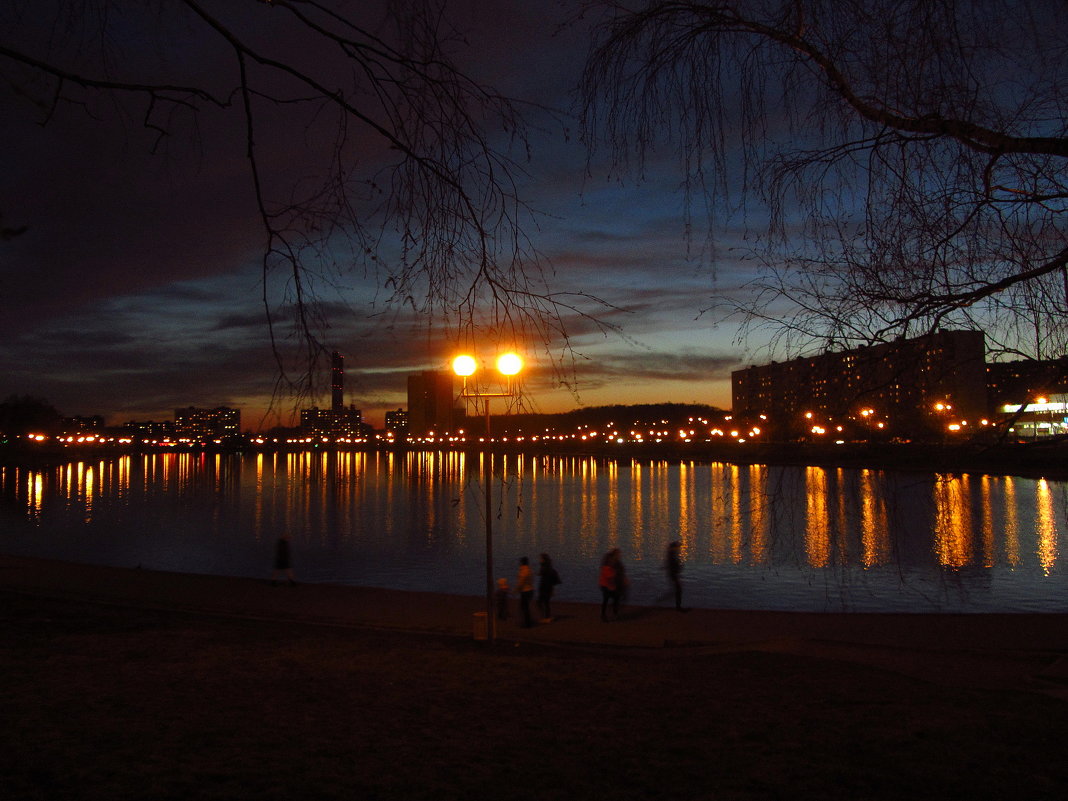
[2,451,1066,613]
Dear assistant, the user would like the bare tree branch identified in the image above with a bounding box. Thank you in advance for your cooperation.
[582,0,1068,361]
[2,0,609,408]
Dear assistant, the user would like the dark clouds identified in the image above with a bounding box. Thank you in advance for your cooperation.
[0,1,754,428]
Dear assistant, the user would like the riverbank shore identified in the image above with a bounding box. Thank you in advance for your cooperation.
[4,555,1068,799]
[6,438,1068,481]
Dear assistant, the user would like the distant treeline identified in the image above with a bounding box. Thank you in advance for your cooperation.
[485,402,728,433]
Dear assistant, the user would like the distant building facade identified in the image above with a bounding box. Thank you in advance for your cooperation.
[987,358,1068,439]
[731,330,988,439]
[173,406,241,440]
[299,406,365,438]
[384,408,409,435]
[61,415,105,435]
[121,419,174,439]
[407,371,458,435]
[987,358,1068,408]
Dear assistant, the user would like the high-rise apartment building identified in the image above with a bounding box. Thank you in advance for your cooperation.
[173,406,241,440]
[731,330,988,439]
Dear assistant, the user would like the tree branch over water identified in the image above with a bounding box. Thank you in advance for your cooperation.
[581,0,1068,361]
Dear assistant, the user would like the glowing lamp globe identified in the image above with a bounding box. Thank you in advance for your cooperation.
[496,353,523,376]
[452,355,477,377]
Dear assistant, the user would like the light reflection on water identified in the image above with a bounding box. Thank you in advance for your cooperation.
[1,452,1067,613]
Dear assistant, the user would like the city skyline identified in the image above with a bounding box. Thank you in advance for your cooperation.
[0,1,754,430]
[21,328,1068,443]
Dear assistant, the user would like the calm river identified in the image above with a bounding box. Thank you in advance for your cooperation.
[2,450,1067,613]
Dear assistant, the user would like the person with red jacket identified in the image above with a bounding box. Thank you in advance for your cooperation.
[599,549,622,621]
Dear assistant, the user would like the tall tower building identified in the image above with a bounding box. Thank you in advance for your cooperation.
[298,350,364,439]
[331,351,344,411]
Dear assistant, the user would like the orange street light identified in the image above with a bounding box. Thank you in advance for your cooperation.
[452,354,477,377]
[452,351,525,643]
[496,352,523,376]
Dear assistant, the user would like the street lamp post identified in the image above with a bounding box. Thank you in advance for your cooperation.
[452,352,523,643]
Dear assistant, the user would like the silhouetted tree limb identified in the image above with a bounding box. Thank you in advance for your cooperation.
[582,0,1068,361]
[2,0,606,403]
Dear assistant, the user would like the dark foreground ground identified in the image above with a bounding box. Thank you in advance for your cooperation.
[3,558,1068,800]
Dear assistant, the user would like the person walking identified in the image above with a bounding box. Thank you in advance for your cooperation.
[598,550,618,622]
[609,548,628,617]
[516,556,535,628]
[665,540,684,611]
[271,533,295,585]
[537,553,561,623]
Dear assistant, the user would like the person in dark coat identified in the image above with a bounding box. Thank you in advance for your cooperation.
[271,534,295,585]
[665,540,684,611]
[537,553,561,623]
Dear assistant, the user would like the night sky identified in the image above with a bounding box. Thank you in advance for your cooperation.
[1,1,755,429]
